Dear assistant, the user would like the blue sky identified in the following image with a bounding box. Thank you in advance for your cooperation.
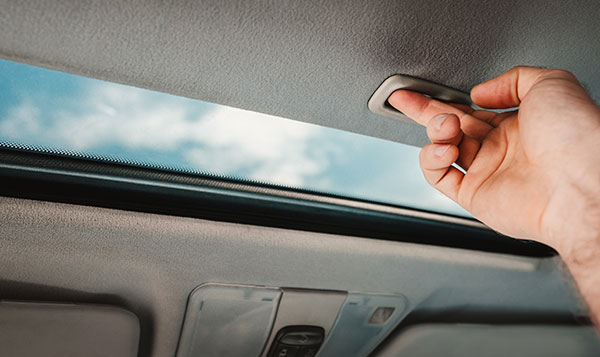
[0,59,468,216]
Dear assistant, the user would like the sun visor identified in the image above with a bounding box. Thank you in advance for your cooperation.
[0,301,139,357]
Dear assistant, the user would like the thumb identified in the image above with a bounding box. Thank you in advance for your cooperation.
[470,66,581,109]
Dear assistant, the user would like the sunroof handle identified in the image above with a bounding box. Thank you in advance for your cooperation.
[368,75,472,123]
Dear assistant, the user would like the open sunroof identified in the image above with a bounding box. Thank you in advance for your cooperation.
[0,59,468,217]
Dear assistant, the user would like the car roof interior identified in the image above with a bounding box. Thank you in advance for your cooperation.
[1,1,600,356]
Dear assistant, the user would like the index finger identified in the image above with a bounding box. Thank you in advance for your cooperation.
[388,89,493,140]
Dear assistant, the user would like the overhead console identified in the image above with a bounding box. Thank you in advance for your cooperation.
[176,284,408,357]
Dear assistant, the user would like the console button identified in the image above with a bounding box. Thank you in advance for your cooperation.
[273,345,298,357]
[280,331,323,346]
[267,326,324,357]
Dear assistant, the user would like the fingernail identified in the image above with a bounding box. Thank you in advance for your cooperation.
[432,114,449,130]
[434,144,450,157]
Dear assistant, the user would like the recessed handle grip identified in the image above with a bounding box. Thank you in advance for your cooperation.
[368,75,472,123]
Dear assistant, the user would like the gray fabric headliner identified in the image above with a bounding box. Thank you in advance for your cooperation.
[378,324,600,356]
[0,197,587,356]
[1,0,599,146]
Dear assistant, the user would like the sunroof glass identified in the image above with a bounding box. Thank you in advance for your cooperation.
[0,59,468,217]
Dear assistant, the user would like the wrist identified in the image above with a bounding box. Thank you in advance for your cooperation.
[543,165,600,261]
[553,161,600,322]
[560,229,600,270]
[552,182,600,266]
[559,227,600,318]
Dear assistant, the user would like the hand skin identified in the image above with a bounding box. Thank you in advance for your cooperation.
[388,66,600,323]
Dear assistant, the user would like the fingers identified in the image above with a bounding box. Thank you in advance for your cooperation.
[470,66,578,109]
[426,114,462,145]
[426,114,480,170]
[470,110,497,122]
[388,90,493,140]
[419,144,463,201]
[448,103,474,114]
[456,136,480,169]
[471,109,516,127]
[420,113,482,203]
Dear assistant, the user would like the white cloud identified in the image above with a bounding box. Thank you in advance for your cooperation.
[183,106,329,186]
[0,100,41,139]
[0,81,332,186]
[51,84,191,151]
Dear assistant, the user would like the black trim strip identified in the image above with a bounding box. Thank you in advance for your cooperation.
[0,148,555,257]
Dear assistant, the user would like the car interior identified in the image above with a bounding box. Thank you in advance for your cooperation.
[1,1,600,356]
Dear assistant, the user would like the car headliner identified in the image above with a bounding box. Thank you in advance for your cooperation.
[1,3,599,355]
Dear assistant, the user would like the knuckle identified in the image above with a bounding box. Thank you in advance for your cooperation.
[421,100,436,120]
[510,65,530,72]
[546,69,577,81]
[419,146,431,160]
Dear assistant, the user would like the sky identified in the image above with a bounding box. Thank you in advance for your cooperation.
[0,59,468,216]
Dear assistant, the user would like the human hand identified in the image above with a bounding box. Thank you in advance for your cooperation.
[388,66,600,260]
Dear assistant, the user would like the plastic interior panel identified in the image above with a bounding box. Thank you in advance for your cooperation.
[0,301,139,357]
[318,293,408,356]
[262,289,347,357]
[368,75,473,123]
[176,284,282,357]
[376,323,600,357]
